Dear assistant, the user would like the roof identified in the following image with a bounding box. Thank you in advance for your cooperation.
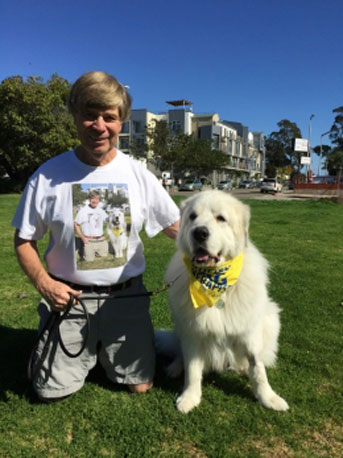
[165,99,193,106]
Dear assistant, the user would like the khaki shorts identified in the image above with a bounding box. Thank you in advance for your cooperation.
[83,238,108,262]
[32,276,155,399]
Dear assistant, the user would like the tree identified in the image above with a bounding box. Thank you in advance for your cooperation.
[171,135,230,177]
[329,106,343,150]
[0,74,79,186]
[264,137,288,177]
[143,119,177,171]
[265,119,302,175]
[312,144,332,174]
[144,120,230,177]
[326,149,343,176]
[318,106,343,176]
[129,137,148,161]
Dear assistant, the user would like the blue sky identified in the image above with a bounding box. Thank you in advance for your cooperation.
[1,0,342,173]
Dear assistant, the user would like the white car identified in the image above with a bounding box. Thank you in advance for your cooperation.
[216,180,233,191]
[260,178,283,193]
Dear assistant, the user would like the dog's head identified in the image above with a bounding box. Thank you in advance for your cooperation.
[110,209,125,227]
[178,190,250,267]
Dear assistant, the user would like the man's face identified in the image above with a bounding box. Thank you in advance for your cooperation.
[89,196,100,208]
[74,107,122,166]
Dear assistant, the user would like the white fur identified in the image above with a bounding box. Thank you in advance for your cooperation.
[107,209,128,258]
[161,190,289,413]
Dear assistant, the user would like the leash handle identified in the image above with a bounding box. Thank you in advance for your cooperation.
[27,310,59,382]
[57,294,90,358]
[27,294,90,382]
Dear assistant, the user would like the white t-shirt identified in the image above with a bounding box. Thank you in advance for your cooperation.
[75,204,108,237]
[12,150,180,285]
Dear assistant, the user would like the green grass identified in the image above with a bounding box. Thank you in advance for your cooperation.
[1,193,343,457]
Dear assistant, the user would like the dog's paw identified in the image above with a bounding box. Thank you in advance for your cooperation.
[259,392,289,411]
[176,392,201,414]
[166,358,183,378]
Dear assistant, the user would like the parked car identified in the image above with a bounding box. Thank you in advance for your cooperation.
[239,180,254,189]
[179,178,203,191]
[216,180,233,191]
[199,177,212,189]
[260,178,283,193]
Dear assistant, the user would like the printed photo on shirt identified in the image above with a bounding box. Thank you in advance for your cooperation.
[72,183,130,270]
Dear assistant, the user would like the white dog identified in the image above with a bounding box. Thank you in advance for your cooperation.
[158,190,289,414]
[106,208,128,259]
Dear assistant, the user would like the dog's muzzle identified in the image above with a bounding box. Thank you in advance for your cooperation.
[193,226,209,243]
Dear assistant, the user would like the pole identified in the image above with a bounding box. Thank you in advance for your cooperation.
[307,114,315,182]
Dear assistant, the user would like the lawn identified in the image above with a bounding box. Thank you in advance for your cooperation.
[0,193,343,457]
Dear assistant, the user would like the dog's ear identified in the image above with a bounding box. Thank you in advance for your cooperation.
[179,195,194,218]
[241,202,250,246]
[237,202,250,246]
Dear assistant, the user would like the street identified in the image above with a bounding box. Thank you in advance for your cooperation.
[174,188,298,200]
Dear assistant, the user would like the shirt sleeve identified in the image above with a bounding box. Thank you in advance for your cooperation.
[11,174,49,240]
[143,170,180,238]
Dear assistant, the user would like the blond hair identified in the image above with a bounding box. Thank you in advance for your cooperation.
[88,190,100,199]
[68,71,131,121]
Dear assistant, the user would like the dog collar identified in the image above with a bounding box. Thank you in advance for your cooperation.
[113,227,123,236]
[182,253,243,309]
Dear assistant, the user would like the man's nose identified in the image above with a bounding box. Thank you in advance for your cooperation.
[92,116,106,130]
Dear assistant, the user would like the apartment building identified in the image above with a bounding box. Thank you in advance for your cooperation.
[118,102,265,184]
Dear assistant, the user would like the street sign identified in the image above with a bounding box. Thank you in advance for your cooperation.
[295,138,308,152]
[301,156,311,165]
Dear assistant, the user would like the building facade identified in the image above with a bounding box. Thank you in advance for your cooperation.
[118,102,266,185]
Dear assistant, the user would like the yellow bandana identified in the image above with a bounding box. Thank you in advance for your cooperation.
[113,227,123,236]
[183,253,243,309]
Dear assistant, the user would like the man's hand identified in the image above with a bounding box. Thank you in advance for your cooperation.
[14,232,82,312]
[38,276,82,312]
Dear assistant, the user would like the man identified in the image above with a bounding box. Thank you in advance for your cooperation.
[74,190,109,262]
[13,71,180,400]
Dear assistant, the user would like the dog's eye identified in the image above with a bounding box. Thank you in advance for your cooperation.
[189,212,197,221]
[216,215,226,222]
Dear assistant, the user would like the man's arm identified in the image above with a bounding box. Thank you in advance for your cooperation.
[74,222,89,244]
[14,230,82,311]
[162,219,180,240]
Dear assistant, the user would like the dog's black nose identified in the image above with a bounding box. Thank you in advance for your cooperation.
[193,226,209,242]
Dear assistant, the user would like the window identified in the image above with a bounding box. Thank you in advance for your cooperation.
[170,120,181,132]
[228,140,233,155]
[212,134,219,149]
[132,121,143,133]
[121,122,130,133]
[120,137,130,150]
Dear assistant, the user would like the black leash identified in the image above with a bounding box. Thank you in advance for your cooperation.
[27,276,182,383]
[27,294,90,382]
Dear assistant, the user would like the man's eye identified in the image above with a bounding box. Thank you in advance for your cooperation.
[104,116,118,122]
[84,112,96,120]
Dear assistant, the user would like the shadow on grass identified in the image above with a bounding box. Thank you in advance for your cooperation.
[205,371,255,402]
[0,325,255,405]
[153,354,256,404]
[0,325,184,402]
[0,325,36,401]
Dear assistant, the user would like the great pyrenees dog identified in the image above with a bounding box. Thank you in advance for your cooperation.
[157,190,288,414]
[106,208,128,259]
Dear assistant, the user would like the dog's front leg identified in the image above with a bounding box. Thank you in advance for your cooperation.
[248,354,289,411]
[176,348,204,414]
